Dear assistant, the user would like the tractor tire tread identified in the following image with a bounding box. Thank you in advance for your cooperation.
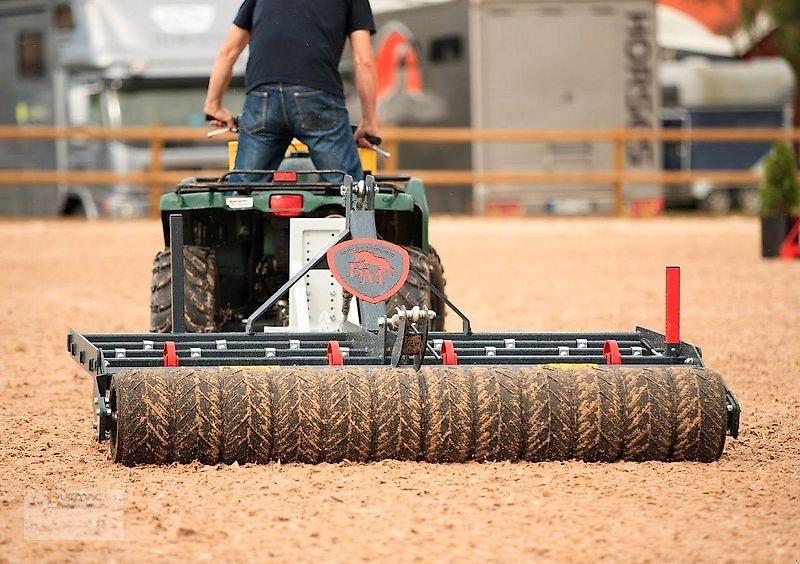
[220,368,273,464]
[110,369,171,466]
[149,246,218,333]
[423,368,472,462]
[373,368,423,461]
[172,369,223,464]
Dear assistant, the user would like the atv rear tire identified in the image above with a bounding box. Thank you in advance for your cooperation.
[387,246,447,330]
[150,246,219,333]
[427,246,447,331]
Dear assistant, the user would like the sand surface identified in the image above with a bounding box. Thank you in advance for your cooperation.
[0,217,798,562]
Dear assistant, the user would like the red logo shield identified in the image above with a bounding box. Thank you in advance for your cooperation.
[327,239,410,303]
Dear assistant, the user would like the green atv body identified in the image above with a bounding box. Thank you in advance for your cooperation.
[150,154,446,333]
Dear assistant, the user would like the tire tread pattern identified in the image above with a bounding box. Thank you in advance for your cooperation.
[320,368,373,462]
[149,246,218,333]
[172,368,223,464]
[373,368,423,461]
[472,367,522,461]
[111,369,171,466]
[107,366,729,465]
[220,368,273,464]
[423,368,472,462]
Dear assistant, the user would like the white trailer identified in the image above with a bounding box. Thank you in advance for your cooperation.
[364,0,661,214]
[0,0,246,217]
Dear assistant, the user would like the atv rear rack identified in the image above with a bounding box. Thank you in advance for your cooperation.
[176,169,410,194]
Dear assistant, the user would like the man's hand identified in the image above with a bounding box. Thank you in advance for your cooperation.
[354,121,380,148]
[204,107,236,129]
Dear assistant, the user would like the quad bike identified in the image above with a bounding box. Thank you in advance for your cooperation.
[149,130,447,333]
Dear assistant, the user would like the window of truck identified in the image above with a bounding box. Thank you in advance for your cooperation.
[110,79,245,128]
[17,31,45,78]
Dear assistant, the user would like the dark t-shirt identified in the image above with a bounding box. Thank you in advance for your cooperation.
[234,0,375,98]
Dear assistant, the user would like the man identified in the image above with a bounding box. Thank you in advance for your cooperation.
[204,0,378,182]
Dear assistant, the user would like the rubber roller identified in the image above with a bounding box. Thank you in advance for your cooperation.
[108,365,728,466]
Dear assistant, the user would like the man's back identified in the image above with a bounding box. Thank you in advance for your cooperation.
[204,0,377,180]
[235,0,374,97]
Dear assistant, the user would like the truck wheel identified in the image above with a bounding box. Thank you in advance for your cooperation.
[150,246,219,333]
[737,188,760,215]
[701,189,733,215]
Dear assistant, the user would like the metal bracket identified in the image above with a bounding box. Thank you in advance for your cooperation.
[725,387,741,439]
[169,214,186,333]
[244,175,392,334]
[387,306,435,369]
[636,326,703,366]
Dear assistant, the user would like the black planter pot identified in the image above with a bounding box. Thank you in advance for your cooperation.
[760,215,794,258]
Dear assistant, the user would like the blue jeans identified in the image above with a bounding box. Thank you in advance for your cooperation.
[231,84,363,183]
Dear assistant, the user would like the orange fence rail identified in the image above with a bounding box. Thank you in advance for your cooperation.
[1,125,798,217]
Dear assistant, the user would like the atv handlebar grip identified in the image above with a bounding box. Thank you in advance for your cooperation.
[364,134,382,146]
[350,125,382,147]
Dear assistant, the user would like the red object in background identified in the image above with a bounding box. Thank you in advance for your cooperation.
[661,0,742,36]
[270,194,303,217]
[780,218,800,259]
[665,266,681,344]
[376,29,423,101]
[163,341,179,367]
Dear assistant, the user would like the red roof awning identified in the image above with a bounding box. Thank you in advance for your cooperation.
[660,0,742,36]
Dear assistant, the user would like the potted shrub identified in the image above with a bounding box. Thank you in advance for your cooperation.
[760,141,800,257]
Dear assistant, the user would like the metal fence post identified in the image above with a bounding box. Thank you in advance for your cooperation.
[383,139,400,174]
[149,129,164,219]
[612,129,626,217]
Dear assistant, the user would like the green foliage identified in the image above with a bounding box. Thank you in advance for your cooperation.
[760,141,800,215]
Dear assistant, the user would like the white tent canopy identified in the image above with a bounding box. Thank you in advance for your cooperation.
[657,5,735,57]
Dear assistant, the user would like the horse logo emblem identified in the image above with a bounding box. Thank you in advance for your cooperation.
[327,239,410,303]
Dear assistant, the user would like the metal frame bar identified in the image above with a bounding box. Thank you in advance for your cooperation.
[169,215,186,334]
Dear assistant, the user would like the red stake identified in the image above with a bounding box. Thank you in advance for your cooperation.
[665,266,681,344]
[163,341,179,367]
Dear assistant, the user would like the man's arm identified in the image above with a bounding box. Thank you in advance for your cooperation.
[204,25,250,128]
[350,29,378,148]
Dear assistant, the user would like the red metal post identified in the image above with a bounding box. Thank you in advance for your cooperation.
[665,266,681,344]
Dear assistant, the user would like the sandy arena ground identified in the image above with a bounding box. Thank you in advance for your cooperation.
[0,216,798,563]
